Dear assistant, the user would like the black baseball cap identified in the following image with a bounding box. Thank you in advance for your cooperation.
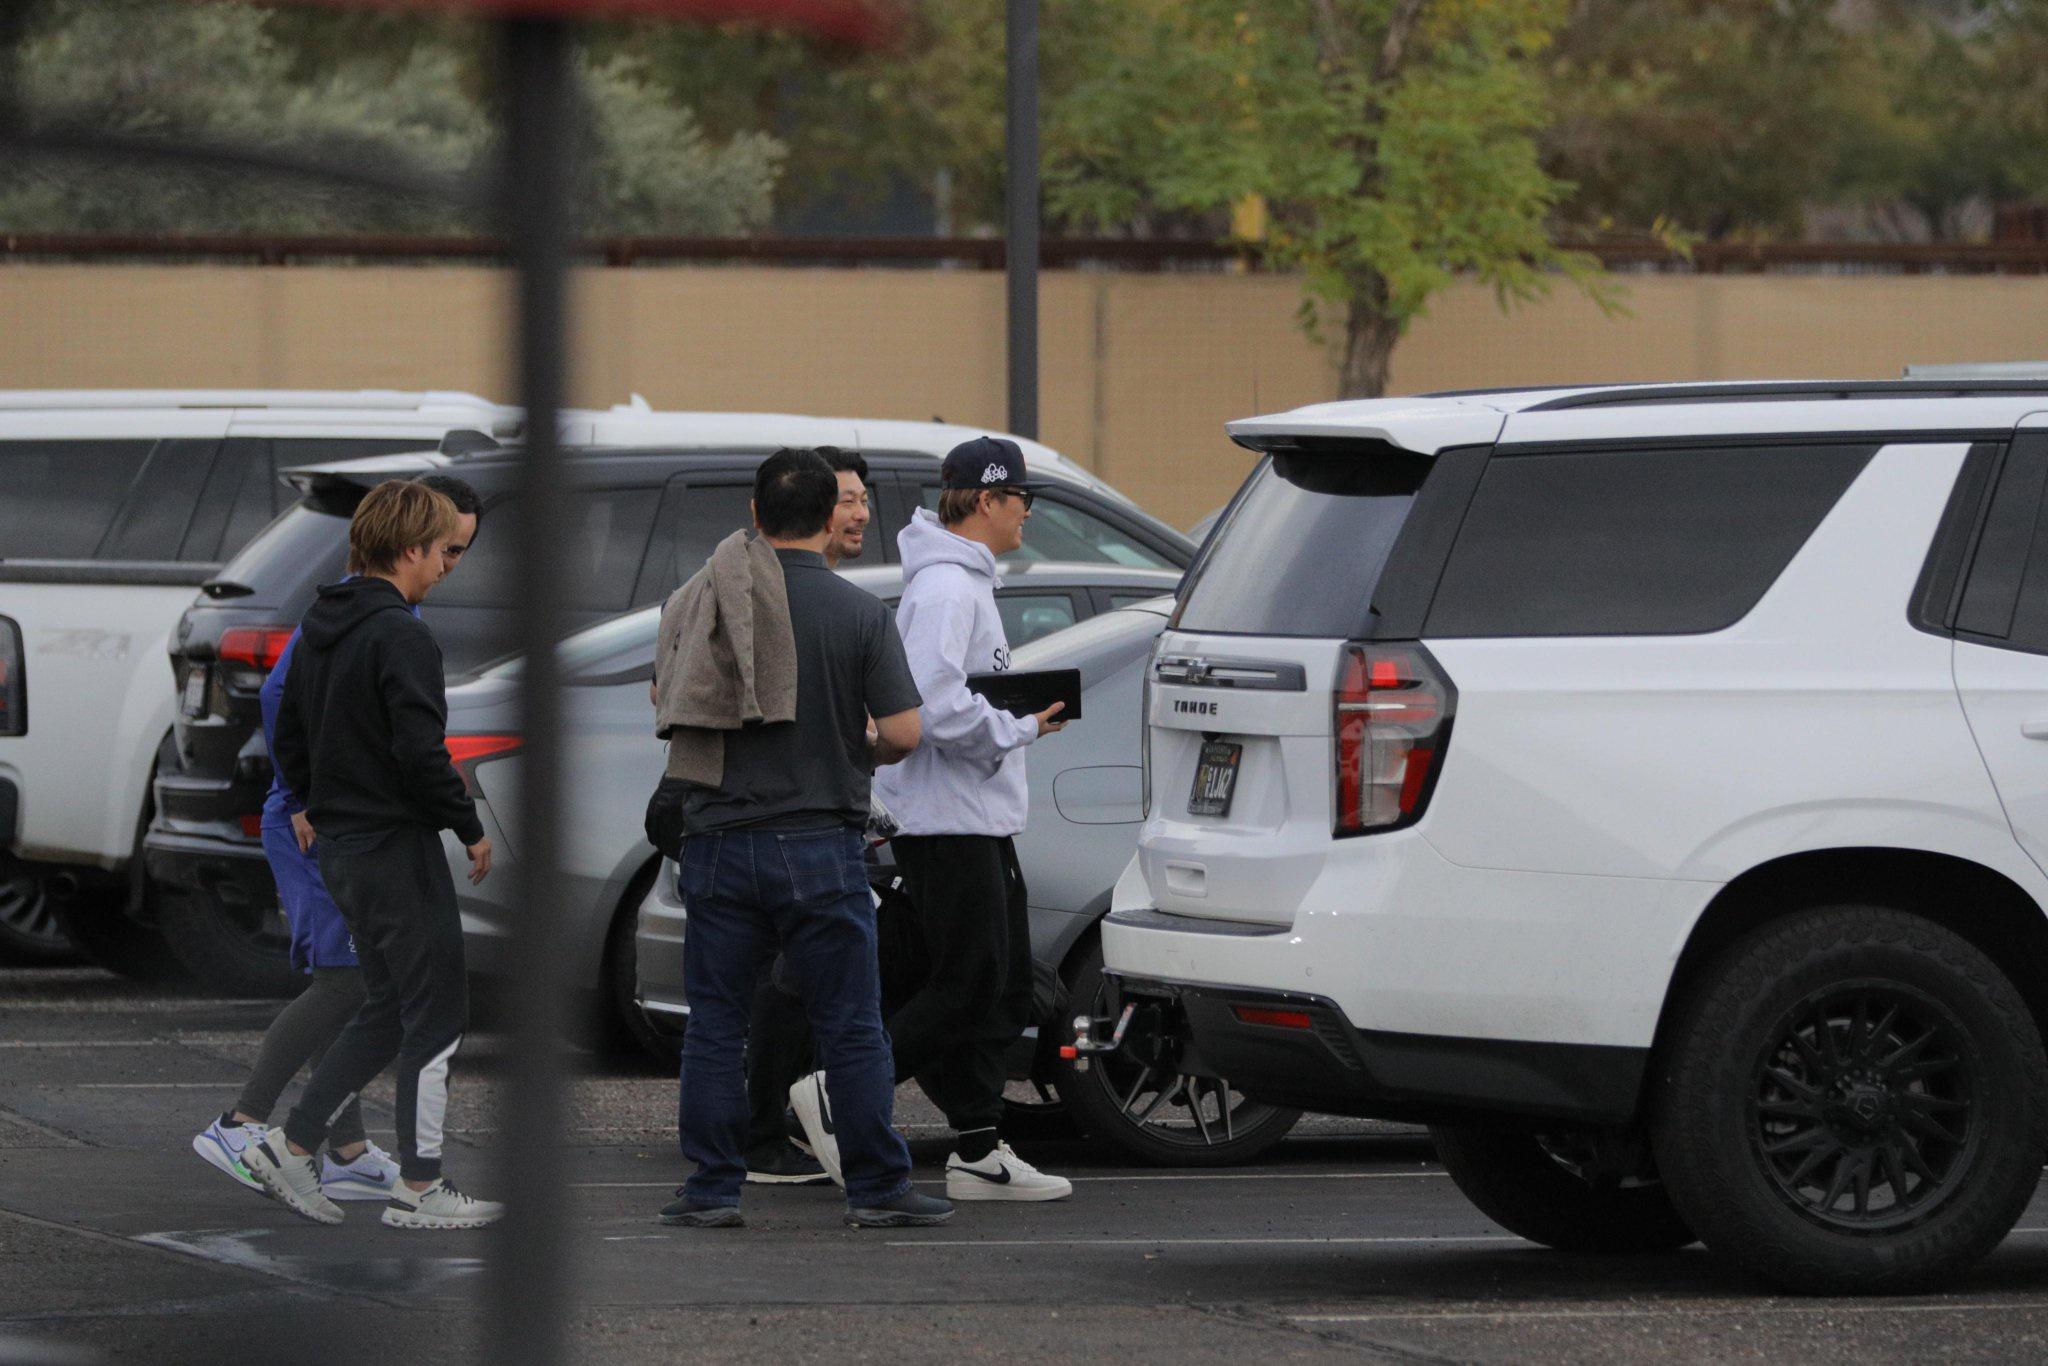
[940,435,1043,491]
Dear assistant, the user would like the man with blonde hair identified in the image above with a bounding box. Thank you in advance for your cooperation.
[244,479,502,1230]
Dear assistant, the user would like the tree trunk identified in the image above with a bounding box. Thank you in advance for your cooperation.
[1339,287,1403,399]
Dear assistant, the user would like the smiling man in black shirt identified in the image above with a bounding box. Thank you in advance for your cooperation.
[661,448,951,1230]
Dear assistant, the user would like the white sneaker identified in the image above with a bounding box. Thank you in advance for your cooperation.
[381,1178,504,1230]
[241,1127,344,1225]
[788,1071,844,1190]
[945,1142,1073,1202]
[321,1142,402,1201]
[192,1116,267,1193]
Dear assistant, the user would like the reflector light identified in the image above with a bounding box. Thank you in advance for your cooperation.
[238,814,264,838]
[218,627,295,672]
[1233,1005,1315,1030]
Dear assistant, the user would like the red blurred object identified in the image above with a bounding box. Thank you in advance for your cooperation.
[447,733,526,795]
[248,0,896,45]
[218,627,295,672]
[238,814,265,838]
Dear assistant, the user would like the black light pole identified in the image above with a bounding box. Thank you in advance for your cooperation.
[485,17,575,1366]
[1006,0,1040,439]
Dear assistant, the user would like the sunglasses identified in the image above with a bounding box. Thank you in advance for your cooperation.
[992,486,1035,510]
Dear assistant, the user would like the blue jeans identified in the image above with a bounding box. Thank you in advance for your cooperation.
[676,825,911,1208]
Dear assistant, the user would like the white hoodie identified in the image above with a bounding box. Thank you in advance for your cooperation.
[874,508,1038,836]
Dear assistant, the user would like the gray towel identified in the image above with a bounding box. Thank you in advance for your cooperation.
[653,529,796,787]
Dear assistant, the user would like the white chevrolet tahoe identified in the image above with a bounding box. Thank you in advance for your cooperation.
[1102,379,2048,1293]
[0,391,520,971]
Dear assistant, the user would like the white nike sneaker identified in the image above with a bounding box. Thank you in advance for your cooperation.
[192,1116,267,1193]
[788,1071,844,1190]
[241,1127,344,1225]
[945,1142,1074,1202]
[381,1178,505,1230]
[321,1142,402,1201]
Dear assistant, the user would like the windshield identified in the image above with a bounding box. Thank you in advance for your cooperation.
[1172,452,1427,638]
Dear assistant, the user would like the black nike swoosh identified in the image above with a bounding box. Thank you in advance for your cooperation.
[958,1164,1011,1184]
[816,1082,835,1136]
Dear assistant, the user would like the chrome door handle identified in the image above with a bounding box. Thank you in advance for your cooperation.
[2024,720,2048,740]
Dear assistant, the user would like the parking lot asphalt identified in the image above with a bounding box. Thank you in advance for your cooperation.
[9,966,2048,1365]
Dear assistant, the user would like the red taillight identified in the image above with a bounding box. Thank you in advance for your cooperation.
[238,814,263,838]
[1233,1005,1314,1030]
[1333,642,1455,837]
[218,627,294,672]
[447,734,523,796]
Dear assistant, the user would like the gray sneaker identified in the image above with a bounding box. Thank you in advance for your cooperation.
[845,1189,953,1229]
[241,1127,343,1226]
[381,1177,504,1230]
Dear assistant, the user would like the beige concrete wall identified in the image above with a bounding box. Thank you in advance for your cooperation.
[3,265,2046,530]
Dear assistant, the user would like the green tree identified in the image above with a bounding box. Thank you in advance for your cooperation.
[0,0,783,236]
[1048,0,1607,398]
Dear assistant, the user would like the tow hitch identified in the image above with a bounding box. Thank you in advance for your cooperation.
[1060,1004,1136,1072]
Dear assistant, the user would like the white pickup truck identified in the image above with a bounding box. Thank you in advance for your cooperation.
[0,391,521,972]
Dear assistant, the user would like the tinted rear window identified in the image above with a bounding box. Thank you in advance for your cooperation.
[0,439,155,559]
[1425,442,1875,638]
[1173,452,1428,637]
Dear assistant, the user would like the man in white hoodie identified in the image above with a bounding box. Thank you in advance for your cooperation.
[869,436,1073,1202]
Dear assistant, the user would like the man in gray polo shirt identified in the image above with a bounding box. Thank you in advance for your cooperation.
[660,448,951,1230]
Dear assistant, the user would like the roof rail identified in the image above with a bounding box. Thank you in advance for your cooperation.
[1522,379,2048,412]
[1904,362,2048,381]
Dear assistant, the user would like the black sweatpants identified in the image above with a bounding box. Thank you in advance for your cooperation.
[236,967,368,1149]
[284,826,467,1182]
[885,834,1032,1134]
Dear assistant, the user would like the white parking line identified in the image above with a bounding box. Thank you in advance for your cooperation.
[886,1234,1523,1249]
[0,1040,167,1048]
[889,1224,2048,1253]
[72,1082,246,1089]
[1294,1299,2048,1325]
[569,1171,1447,1190]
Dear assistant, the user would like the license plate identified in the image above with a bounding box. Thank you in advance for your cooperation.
[1187,740,1242,817]
[181,667,208,716]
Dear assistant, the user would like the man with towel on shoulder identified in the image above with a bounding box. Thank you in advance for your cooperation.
[652,448,950,1231]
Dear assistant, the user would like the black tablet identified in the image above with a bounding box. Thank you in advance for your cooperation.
[966,667,1082,722]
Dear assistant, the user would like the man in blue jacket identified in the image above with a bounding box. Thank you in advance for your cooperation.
[192,475,481,1204]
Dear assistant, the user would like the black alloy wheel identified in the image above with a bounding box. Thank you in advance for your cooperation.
[1058,938,1300,1166]
[0,854,77,964]
[1655,905,2048,1294]
[1751,983,1978,1231]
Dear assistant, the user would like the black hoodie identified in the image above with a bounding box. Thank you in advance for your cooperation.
[274,577,485,848]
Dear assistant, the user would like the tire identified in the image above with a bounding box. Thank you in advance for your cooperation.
[605,862,679,1066]
[1653,905,2048,1295]
[157,883,300,998]
[1058,937,1301,1166]
[1430,1124,1695,1253]
[47,876,191,985]
[1002,1080,1083,1141]
[0,853,78,965]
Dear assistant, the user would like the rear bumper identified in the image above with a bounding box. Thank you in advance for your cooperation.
[143,828,272,907]
[1104,965,1645,1127]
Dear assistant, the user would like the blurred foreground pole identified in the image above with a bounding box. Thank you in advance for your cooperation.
[1006,0,1039,439]
[486,17,575,1366]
